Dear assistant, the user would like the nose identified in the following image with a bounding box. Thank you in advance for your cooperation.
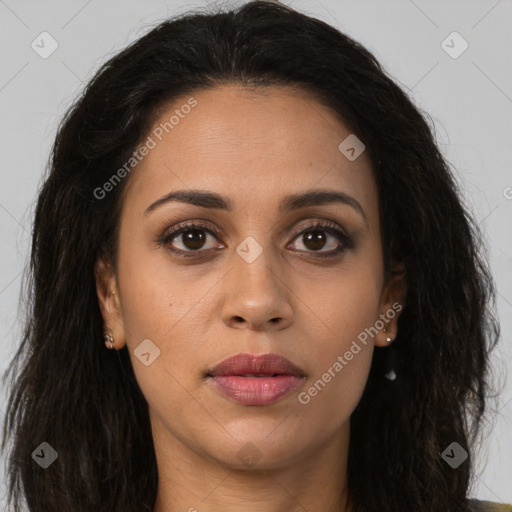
[220,243,294,332]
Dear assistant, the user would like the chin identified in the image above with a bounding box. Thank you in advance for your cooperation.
[202,429,312,471]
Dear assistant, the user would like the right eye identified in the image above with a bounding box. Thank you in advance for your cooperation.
[157,222,225,256]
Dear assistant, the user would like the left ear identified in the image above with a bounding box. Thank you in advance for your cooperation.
[374,262,407,347]
[94,255,127,350]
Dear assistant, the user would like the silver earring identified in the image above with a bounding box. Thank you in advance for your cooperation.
[383,326,392,343]
[384,369,397,381]
[104,332,115,350]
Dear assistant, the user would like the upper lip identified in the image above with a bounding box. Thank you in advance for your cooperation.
[207,352,305,377]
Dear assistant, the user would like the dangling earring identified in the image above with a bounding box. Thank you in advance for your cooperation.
[382,326,396,380]
[384,369,397,381]
[104,331,115,350]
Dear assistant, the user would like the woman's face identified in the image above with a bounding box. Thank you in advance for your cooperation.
[96,84,405,470]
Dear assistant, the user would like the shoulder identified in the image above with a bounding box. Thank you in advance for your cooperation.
[468,499,512,511]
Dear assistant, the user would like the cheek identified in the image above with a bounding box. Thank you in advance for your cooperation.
[294,257,381,419]
[115,239,212,399]
[305,256,383,346]
[116,234,192,337]
[298,338,374,430]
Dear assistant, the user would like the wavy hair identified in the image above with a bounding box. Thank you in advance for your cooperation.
[1,1,501,511]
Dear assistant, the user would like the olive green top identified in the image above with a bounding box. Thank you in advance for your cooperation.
[469,499,512,511]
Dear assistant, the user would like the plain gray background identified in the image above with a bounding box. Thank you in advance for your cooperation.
[0,0,511,508]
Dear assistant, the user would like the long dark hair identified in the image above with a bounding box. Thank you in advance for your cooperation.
[1,1,501,511]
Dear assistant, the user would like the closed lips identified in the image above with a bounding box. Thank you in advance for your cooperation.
[206,352,306,406]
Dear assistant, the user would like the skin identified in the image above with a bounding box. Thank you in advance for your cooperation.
[95,84,407,512]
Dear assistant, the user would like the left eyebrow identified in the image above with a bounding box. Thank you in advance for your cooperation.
[279,189,368,226]
[144,188,368,226]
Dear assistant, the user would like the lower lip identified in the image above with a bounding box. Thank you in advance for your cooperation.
[209,375,304,405]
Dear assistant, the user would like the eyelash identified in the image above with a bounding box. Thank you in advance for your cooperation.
[156,220,354,259]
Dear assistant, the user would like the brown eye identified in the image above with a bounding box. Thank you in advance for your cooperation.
[159,222,224,255]
[179,229,208,250]
[291,230,339,252]
[287,220,353,257]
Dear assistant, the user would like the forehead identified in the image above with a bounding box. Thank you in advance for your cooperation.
[123,84,377,218]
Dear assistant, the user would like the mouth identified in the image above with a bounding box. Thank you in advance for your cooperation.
[205,352,306,405]
[206,352,305,378]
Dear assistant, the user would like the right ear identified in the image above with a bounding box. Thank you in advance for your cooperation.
[94,256,127,350]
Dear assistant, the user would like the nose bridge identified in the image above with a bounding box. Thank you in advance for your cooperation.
[236,235,277,290]
[232,234,280,300]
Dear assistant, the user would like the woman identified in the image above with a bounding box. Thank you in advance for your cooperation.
[1,1,510,511]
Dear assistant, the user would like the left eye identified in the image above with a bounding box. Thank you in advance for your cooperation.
[286,222,352,256]
[288,228,343,253]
